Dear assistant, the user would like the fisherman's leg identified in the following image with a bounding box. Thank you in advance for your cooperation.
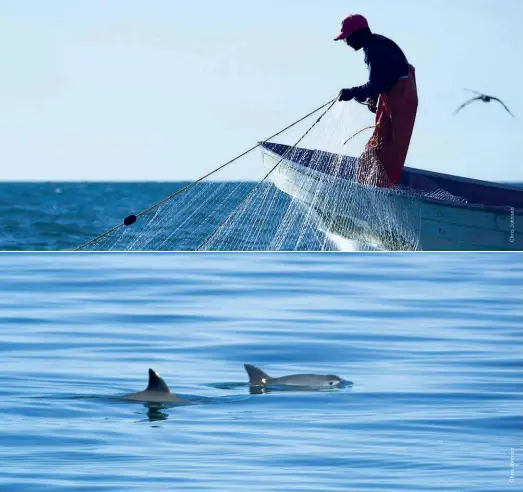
[386,69,418,184]
[357,96,393,187]
[365,95,396,188]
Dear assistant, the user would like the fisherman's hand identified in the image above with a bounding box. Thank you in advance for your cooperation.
[338,89,355,102]
[366,98,377,114]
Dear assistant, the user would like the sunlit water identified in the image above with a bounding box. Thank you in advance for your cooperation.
[0,253,521,491]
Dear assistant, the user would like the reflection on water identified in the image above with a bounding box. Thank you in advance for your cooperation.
[248,382,353,395]
[207,382,353,395]
[145,403,170,423]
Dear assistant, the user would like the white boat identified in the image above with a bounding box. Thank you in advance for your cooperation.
[260,142,522,251]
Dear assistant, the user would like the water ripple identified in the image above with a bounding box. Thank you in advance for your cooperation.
[0,253,521,491]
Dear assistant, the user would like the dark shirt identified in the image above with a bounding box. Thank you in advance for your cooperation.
[351,34,410,103]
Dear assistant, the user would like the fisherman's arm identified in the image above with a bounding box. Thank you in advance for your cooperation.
[339,45,392,105]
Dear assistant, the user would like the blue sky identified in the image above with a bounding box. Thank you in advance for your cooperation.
[0,0,521,182]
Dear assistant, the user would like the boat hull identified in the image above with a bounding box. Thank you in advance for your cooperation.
[261,144,522,251]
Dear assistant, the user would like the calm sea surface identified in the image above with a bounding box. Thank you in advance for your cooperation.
[0,183,193,251]
[0,253,521,491]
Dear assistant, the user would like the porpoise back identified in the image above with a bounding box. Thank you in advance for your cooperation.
[244,364,343,388]
[121,369,188,404]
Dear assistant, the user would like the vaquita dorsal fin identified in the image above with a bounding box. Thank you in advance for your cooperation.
[244,364,270,384]
[146,369,171,393]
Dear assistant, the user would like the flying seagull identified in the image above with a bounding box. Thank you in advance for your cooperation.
[454,89,515,118]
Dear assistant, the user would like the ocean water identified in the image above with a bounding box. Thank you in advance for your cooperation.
[0,182,333,252]
[0,182,316,252]
[0,183,194,251]
[1,182,522,252]
[0,253,521,491]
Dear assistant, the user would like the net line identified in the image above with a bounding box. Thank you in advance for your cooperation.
[76,98,469,252]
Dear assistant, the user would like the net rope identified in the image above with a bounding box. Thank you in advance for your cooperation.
[77,99,468,252]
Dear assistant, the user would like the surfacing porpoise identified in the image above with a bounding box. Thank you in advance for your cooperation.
[244,364,344,389]
[121,369,189,404]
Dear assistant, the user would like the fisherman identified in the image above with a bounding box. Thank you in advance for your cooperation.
[335,15,418,188]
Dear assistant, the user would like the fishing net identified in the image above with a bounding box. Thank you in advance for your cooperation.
[77,100,467,252]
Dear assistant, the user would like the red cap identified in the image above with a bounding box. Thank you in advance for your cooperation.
[334,14,369,41]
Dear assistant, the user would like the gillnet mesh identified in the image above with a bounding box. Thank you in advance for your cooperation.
[77,101,467,252]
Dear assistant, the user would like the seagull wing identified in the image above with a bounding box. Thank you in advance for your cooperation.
[454,97,481,115]
[464,88,483,96]
[491,97,516,118]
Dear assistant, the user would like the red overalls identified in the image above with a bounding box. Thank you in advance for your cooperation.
[357,65,418,188]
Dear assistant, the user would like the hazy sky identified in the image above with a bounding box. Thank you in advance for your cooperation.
[1,0,521,182]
